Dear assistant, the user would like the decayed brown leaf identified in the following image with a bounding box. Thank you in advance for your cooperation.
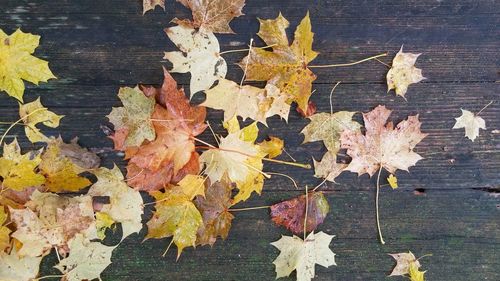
[10,191,96,257]
[175,0,245,33]
[239,13,318,112]
[386,46,425,98]
[270,192,329,234]
[195,178,234,246]
[340,105,427,176]
[122,69,207,191]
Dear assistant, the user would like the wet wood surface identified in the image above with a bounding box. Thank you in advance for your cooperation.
[1,0,499,280]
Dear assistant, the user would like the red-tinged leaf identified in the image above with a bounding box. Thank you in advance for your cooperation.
[270,192,329,234]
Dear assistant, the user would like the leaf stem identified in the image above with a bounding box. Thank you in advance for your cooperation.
[309,53,387,68]
[376,166,386,245]
[219,43,277,55]
[476,100,493,116]
[34,275,64,280]
[312,178,327,192]
[229,205,270,212]
[303,185,309,240]
[0,108,46,146]
[266,172,298,189]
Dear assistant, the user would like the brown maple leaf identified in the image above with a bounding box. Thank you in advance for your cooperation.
[340,105,427,176]
[270,192,329,235]
[174,0,245,33]
[194,179,234,246]
[124,69,207,191]
[239,13,318,112]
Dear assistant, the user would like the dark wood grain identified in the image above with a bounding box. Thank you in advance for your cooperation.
[1,0,499,280]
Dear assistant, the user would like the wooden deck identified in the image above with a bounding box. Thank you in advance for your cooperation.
[1,0,499,280]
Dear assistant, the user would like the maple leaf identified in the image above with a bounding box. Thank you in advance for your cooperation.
[175,0,245,33]
[270,192,329,235]
[107,86,155,147]
[0,139,45,191]
[164,25,227,96]
[0,207,11,251]
[271,231,336,281]
[452,109,486,141]
[313,151,347,183]
[39,137,98,192]
[10,191,97,257]
[301,111,361,153]
[18,97,63,143]
[0,248,42,281]
[88,166,144,240]
[143,0,165,14]
[146,174,205,258]
[239,13,318,112]
[340,105,427,176]
[202,79,290,125]
[389,251,421,276]
[54,234,116,281]
[386,46,425,98]
[125,69,207,191]
[0,28,56,101]
[200,122,266,203]
[194,179,234,246]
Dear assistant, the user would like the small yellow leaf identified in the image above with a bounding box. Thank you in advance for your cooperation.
[0,139,45,191]
[0,29,56,101]
[409,262,426,281]
[19,97,63,143]
[258,136,284,158]
[95,212,115,240]
[0,208,11,252]
[388,174,398,189]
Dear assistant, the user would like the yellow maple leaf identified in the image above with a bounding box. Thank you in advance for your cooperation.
[0,28,56,102]
[146,174,205,258]
[39,138,93,192]
[386,46,425,98]
[19,98,64,143]
[0,139,45,191]
[0,207,11,252]
[239,13,318,112]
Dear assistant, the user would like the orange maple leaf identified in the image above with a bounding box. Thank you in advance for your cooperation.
[124,69,207,191]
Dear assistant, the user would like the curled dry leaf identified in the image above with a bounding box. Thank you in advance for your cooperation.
[107,86,156,147]
[164,25,227,96]
[239,13,318,112]
[202,79,290,125]
[270,192,329,234]
[271,231,336,281]
[175,0,245,33]
[146,175,205,258]
[88,166,144,240]
[340,105,427,176]
[0,28,56,101]
[142,0,165,14]
[0,139,45,191]
[386,46,425,98]
[389,251,427,281]
[122,69,207,191]
[194,178,234,246]
[54,234,116,281]
[452,109,486,141]
[0,248,42,281]
[19,97,63,143]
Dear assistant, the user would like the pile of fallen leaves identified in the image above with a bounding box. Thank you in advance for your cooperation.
[0,1,493,280]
